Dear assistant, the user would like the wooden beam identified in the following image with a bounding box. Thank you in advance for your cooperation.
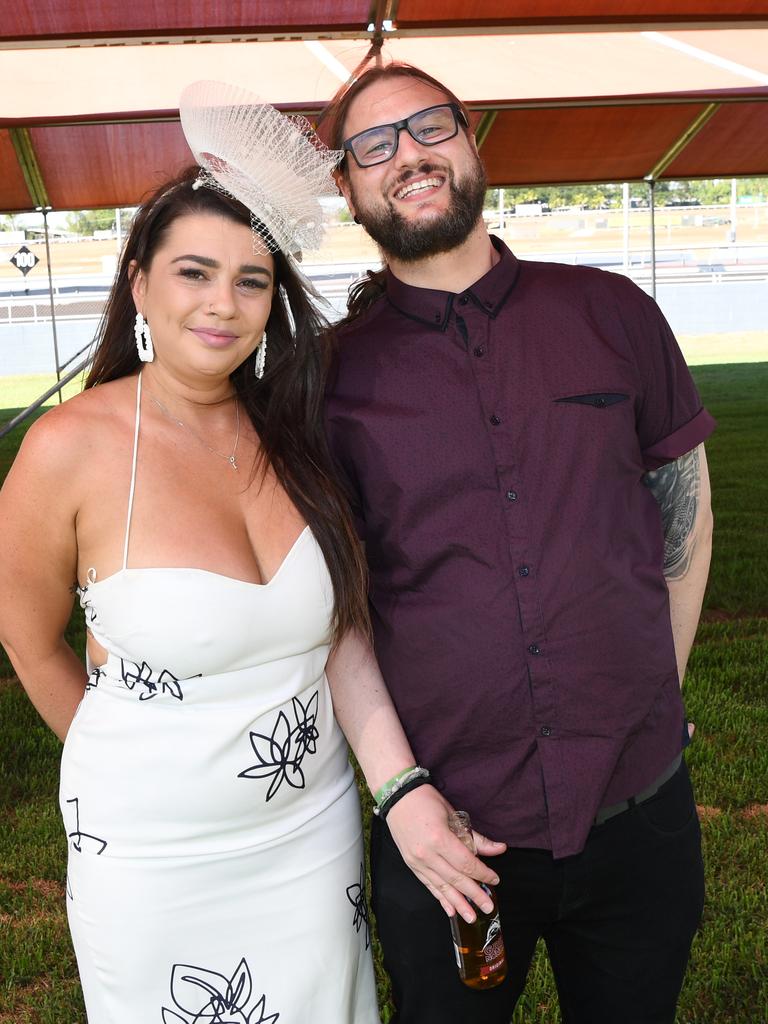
[8,127,49,208]
[474,110,498,149]
[644,103,720,181]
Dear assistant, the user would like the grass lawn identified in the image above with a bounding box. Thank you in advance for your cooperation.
[1,363,766,1023]
[0,373,86,413]
[679,331,768,367]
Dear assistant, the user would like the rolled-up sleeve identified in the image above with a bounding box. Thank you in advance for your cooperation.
[642,406,717,470]
[624,284,717,469]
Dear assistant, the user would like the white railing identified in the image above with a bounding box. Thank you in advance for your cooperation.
[0,295,105,325]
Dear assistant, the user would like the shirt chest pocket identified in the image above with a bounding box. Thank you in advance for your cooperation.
[553,391,630,409]
[547,389,640,472]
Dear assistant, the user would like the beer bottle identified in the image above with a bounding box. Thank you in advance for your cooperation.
[448,810,507,990]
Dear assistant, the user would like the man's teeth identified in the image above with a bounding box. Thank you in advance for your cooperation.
[396,177,442,200]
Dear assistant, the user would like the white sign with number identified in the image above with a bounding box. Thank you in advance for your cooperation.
[9,245,40,276]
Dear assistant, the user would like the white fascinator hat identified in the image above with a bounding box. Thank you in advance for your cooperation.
[179,79,343,257]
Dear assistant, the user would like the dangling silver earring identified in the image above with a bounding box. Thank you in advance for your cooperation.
[134,312,154,363]
[254,332,267,379]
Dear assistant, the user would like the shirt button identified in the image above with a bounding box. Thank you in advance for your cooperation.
[540,726,552,737]
[459,295,469,305]
[595,396,607,407]
[490,414,501,426]
[506,489,518,502]
[473,346,485,357]
[518,565,530,577]
[528,643,541,655]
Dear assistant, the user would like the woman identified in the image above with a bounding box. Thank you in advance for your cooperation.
[0,85,502,1023]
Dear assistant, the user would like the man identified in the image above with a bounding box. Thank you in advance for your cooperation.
[322,63,714,1024]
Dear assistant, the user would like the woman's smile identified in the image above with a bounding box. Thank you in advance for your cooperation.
[188,326,240,349]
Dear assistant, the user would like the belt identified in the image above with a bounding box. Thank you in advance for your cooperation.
[594,753,683,827]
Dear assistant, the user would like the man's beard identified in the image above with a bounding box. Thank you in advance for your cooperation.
[350,159,487,263]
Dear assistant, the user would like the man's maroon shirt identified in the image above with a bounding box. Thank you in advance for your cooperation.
[325,240,715,857]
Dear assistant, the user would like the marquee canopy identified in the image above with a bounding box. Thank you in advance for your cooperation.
[2,2,768,42]
[1,1,767,212]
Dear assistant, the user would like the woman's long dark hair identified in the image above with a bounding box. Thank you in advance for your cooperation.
[86,165,368,645]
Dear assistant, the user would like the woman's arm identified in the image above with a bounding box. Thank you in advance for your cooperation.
[0,411,88,740]
[326,630,505,921]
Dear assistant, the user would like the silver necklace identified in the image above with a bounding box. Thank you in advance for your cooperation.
[148,391,240,471]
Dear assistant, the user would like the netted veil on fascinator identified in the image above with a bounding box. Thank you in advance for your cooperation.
[179,79,344,256]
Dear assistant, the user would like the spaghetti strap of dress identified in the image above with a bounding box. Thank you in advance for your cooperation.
[122,373,142,571]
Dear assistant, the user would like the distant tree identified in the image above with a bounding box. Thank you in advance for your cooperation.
[738,177,768,201]
[485,178,768,211]
[65,209,116,236]
[0,213,24,231]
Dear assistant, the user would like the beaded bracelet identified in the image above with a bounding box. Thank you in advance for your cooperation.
[373,770,432,820]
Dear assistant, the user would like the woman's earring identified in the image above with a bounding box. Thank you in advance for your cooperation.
[134,312,154,363]
[254,332,267,379]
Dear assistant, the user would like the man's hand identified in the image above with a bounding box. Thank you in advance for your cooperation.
[384,784,506,921]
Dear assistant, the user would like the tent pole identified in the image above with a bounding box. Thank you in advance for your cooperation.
[730,177,737,245]
[641,102,721,303]
[622,182,630,272]
[648,179,656,300]
[39,205,63,403]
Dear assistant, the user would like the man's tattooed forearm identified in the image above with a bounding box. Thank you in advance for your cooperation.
[643,447,700,580]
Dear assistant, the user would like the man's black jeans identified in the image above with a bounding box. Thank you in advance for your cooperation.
[370,759,704,1024]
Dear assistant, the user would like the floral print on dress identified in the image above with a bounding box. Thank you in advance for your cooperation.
[119,659,199,702]
[237,692,319,801]
[346,861,371,950]
[85,665,104,691]
[65,797,107,856]
[64,796,107,898]
[76,568,99,627]
[161,957,279,1023]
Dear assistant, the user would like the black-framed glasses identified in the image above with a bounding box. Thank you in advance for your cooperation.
[342,103,468,168]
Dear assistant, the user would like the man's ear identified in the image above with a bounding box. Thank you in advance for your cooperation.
[334,167,357,222]
[468,132,480,159]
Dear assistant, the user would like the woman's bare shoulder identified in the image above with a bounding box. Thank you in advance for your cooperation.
[10,376,137,481]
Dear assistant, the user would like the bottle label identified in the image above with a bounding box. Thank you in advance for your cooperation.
[482,911,504,968]
[484,935,505,968]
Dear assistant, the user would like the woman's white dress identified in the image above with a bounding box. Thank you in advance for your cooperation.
[60,374,379,1023]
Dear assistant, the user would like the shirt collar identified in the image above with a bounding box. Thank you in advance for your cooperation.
[385,236,520,329]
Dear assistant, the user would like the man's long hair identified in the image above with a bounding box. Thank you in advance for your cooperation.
[318,61,470,155]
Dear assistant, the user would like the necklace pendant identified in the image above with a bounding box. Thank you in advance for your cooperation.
[229,455,238,470]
